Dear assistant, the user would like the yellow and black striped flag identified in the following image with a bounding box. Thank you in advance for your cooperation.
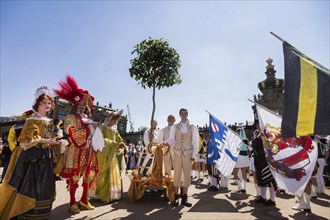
[281,41,330,139]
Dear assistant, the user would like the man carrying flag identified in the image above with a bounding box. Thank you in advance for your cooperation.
[255,102,318,212]
[251,119,278,206]
[206,135,221,191]
[207,113,242,182]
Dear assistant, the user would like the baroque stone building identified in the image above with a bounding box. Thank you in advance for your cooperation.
[51,98,128,134]
[0,98,128,139]
[252,58,285,119]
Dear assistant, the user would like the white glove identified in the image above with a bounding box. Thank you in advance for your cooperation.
[60,140,69,154]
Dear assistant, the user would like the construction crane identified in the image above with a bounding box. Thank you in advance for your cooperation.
[127,105,134,132]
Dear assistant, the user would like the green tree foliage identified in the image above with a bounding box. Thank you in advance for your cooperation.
[129,37,182,141]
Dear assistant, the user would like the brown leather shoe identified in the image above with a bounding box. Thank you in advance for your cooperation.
[69,204,80,214]
[181,194,192,207]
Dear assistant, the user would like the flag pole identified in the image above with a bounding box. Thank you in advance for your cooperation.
[205,110,243,140]
[247,99,283,118]
[270,32,285,43]
[271,32,329,72]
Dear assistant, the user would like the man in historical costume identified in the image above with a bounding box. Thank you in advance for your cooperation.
[158,115,176,176]
[313,138,328,196]
[251,119,277,206]
[141,119,160,176]
[94,110,126,203]
[144,119,160,152]
[291,135,320,213]
[0,86,66,220]
[165,108,199,207]
[292,160,318,213]
[206,135,223,191]
[207,166,221,191]
[54,75,99,214]
[248,132,261,198]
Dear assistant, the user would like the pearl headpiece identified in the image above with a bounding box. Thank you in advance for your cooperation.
[33,86,52,106]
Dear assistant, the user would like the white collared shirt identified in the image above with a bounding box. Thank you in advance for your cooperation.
[143,128,159,146]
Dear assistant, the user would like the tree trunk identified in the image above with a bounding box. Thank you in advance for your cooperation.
[149,85,156,142]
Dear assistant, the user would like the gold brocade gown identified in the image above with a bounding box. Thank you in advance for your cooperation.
[0,114,62,220]
[94,125,123,203]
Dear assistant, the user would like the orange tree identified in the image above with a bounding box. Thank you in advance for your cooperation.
[129,38,182,142]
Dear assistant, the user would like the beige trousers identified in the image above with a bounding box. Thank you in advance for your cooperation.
[173,152,192,188]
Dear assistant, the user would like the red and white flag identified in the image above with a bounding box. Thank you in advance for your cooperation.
[256,103,317,197]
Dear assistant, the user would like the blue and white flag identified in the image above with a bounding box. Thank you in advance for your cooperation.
[207,114,242,177]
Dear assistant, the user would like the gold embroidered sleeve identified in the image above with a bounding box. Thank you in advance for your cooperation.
[18,120,41,149]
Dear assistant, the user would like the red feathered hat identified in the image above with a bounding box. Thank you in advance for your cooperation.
[53,74,94,109]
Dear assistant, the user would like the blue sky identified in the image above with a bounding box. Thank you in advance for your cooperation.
[1,1,329,131]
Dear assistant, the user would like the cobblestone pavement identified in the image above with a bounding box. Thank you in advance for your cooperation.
[48,173,330,220]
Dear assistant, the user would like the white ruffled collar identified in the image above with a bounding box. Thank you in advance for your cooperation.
[27,111,51,121]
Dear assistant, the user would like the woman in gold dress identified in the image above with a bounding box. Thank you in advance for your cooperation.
[0,86,66,220]
[95,110,126,203]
